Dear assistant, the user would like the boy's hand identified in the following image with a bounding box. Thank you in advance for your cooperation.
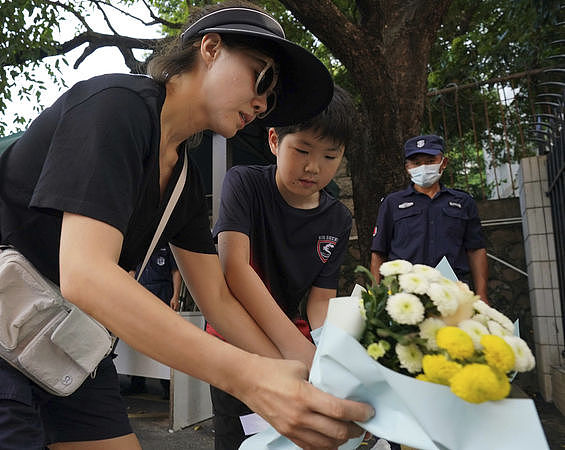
[236,356,373,450]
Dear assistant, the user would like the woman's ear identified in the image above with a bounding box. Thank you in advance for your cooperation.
[268,128,279,156]
[200,33,222,65]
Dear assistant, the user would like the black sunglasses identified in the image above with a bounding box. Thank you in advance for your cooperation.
[254,55,279,119]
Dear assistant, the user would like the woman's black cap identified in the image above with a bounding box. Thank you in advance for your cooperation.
[181,7,333,126]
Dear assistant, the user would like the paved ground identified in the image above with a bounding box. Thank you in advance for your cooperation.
[124,377,565,449]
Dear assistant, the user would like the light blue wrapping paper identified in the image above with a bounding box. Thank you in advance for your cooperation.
[241,322,549,450]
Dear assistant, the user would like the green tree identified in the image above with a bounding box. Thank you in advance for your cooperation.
[0,0,558,264]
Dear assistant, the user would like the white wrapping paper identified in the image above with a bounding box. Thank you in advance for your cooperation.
[241,313,549,450]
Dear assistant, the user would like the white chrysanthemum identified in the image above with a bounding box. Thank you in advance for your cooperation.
[473,301,514,332]
[398,272,429,295]
[473,299,490,315]
[427,282,459,316]
[412,264,442,281]
[395,343,423,374]
[503,336,536,372]
[487,320,512,337]
[435,276,459,290]
[380,259,413,277]
[472,313,489,326]
[419,317,446,350]
[455,281,481,305]
[386,293,425,325]
[458,319,489,349]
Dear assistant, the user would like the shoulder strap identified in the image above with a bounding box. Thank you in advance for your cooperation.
[136,147,188,280]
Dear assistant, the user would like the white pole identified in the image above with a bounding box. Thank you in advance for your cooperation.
[212,133,227,226]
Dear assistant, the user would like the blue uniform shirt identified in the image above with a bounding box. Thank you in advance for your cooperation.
[370,184,485,279]
[135,246,177,304]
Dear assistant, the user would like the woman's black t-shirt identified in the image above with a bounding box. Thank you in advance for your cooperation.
[0,74,215,284]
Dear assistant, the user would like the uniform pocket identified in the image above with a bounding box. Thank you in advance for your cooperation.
[392,208,423,239]
[441,206,469,239]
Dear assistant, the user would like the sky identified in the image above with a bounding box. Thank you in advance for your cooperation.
[3,2,164,136]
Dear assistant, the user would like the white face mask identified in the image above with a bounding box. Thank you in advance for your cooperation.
[408,158,444,187]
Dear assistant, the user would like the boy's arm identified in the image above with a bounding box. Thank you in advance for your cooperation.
[217,230,317,368]
[306,286,335,330]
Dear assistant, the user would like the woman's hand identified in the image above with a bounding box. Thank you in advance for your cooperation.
[234,356,373,450]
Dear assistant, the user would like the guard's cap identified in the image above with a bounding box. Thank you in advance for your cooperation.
[404,134,445,158]
[181,7,333,127]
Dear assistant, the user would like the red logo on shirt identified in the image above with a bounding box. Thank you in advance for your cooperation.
[317,237,337,263]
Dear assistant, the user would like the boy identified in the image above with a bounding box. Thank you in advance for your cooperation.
[207,85,356,449]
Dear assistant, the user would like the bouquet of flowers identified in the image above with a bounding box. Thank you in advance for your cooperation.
[357,260,535,404]
[241,260,549,450]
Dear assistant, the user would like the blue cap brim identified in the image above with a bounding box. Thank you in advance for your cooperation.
[405,148,443,158]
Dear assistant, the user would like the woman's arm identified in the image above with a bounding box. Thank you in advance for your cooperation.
[217,231,317,368]
[170,243,284,358]
[59,212,372,449]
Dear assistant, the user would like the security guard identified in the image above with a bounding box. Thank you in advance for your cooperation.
[370,134,489,302]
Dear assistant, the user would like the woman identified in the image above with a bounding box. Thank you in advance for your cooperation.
[0,3,372,450]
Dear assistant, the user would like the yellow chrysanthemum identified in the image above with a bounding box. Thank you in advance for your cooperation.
[422,354,463,385]
[436,326,475,360]
[367,340,390,360]
[416,374,430,382]
[481,334,515,373]
[450,364,510,403]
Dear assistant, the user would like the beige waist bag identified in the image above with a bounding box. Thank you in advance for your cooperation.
[0,247,113,396]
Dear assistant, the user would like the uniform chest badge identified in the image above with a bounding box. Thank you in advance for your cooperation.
[317,235,338,263]
[449,201,462,208]
[398,202,414,209]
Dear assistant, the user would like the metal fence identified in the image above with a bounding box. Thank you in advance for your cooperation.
[533,14,565,355]
[423,69,546,200]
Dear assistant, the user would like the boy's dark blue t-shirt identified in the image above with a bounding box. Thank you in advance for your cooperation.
[212,164,352,319]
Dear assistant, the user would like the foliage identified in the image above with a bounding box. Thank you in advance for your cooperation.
[429,0,557,86]
[423,0,559,198]
[0,0,71,131]
[0,0,560,202]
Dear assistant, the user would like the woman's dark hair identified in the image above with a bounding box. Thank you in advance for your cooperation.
[147,1,278,84]
[273,85,356,149]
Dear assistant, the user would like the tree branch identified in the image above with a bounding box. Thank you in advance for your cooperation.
[44,0,93,31]
[280,0,382,67]
[3,31,160,70]
[92,0,182,29]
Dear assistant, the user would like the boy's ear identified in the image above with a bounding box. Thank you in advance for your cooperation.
[268,128,279,156]
[200,33,222,65]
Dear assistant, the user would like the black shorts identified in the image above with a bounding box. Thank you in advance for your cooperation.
[0,356,132,449]
[210,385,253,450]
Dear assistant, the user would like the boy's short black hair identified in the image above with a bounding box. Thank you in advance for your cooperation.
[273,85,355,149]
